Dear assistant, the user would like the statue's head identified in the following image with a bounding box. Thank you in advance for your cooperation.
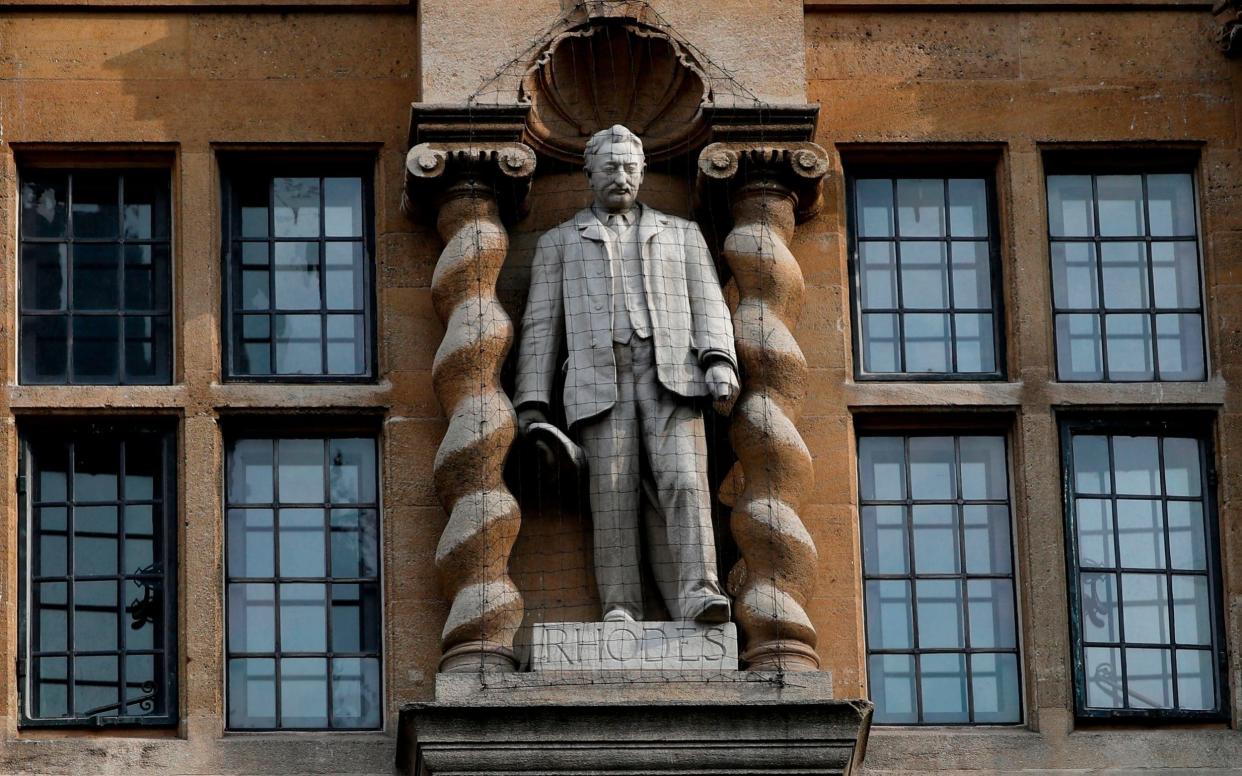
[584,124,645,213]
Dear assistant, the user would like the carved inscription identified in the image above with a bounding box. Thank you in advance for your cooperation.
[531,621,739,671]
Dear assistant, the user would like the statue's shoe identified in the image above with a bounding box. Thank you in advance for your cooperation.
[692,595,731,624]
[603,608,637,623]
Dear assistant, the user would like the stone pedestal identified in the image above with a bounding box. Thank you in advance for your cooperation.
[530,621,739,671]
[397,672,872,776]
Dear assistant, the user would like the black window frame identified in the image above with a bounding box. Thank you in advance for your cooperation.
[846,164,1007,382]
[857,426,1024,725]
[1043,154,1207,383]
[1060,413,1228,722]
[17,167,175,386]
[222,424,384,732]
[16,420,179,728]
[219,158,378,383]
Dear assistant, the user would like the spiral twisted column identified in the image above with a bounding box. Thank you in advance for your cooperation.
[698,142,830,671]
[407,142,536,673]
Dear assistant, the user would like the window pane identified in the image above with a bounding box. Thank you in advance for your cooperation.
[280,658,329,728]
[1050,242,1098,310]
[330,509,380,578]
[1155,314,1205,381]
[325,243,366,310]
[1076,499,1115,569]
[899,242,948,309]
[22,317,68,383]
[959,437,1006,500]
[1099,242,1147,309]
[869,654,917,723]
[908,436,955,500]
[228,509,275,578]
[73,244,121,311]
[123,505,156,575]
[1146,174,1196,237]
[855,179,894,238]
[1081,572,1119,642]
[274,314,323,375]
[1121,573,1170,644]
[1167,502,1206,571]
[948,179,988,238]
[1176,649,1215,710]
[1055,313,1103,381]
[324,178,364,238]
[861,313,900,372]
[278,439,325,503]
[861,505,908,575]
[865,580,913,650]
[331,583,380,652]
[1096,175,1145,237]
[274,242,321,311]
[912,504,958,575]
[1171,575,1211,646]
[1104,314,1153,380]
[954,313,995,373]
[124,244,171,312]
[329,439,377,504]
[72,173,120,239]
[326,315,365,375]
[74,580,119,652]
[915,579,964,649]
[75,506,119,576]
[279,583,327,652]
[228,582,275,653]
[35,657,69,718]
[967,579,1016,649]
[1150,242,1200,309]
[1084,646,1124,708]
[21,174,68,238]
[229,439,274,504]
[1073,435,1112,494]
[859,437,906,500]
[280,509,326,577]
[21,243,67,312]
[72,316,120,382]
[36,582,68,652]
[859,242,897,310]
[331,657,381,728]
[228,658,276,729]
[963,505,1011,575]
[273,178,320,238]
[74,655,120,718]
[123,173,170,240]
[1115,499,1163,569]
[919,653,969,723]
[896,179,945,238]
[1126,648,1173,708]
[1113,436,1159,496]
[903,313,950,372]
[970,653,1021,723]
[949,241,991,308]
[237,179,269,238]
[125,316,171,384]
[1048,175,1095,237]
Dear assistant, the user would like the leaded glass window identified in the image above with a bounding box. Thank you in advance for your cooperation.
[1047,173,1205,381]
[19,426,177,726]
[859,433,1021,724]
[850,176,1004,378]
[223,172,374,379]
[1063,420,1225,718]
[225,436,381,730]
[19,170,172,384]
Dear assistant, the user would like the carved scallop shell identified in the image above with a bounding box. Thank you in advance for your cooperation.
[520,21,711,164]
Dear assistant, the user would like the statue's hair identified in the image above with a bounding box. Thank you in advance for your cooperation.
[583,125,644,169]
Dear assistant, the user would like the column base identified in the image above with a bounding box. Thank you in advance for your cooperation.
[438,642,519,673]
[397,671,871,775]
[742,638,822,672]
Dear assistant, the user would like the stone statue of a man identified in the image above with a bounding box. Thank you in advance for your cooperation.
[515,124,740,624]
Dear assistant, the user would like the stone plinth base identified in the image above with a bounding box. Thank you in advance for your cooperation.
[397,672,871,775]
[530,620,738,670]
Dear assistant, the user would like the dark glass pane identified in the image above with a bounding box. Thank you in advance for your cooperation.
[36,582,68,652]
[869,654,917,723]
[228,509,275,577]
[126,440,160,501]
[855,179,894,238]
[274,314,323,375]
[229,439,274,504]
[74,580,119,652]
[324,178,364,238]
[326,314,365,375]
[75,438,120,501]
[330,657,381,728]
[71,173,120,239]
[1072,435,1111,495]
[329,439,376,504]
[124,653,160,716]
[125,578,160,651]
[273,178,321,238]
[280,657,328,728]
[330,583,380,652]
[325,243,365,310]
[122,174,170,240]
[124,504,156,575]
[21,174,68,238]
[72,316,121,382]
[21,243,68,312]
[228,657,276,729]
[227,582,275,653]
[241,269,271,311]
[919,653,969,723]
[235,179,270,239]
[124,244,171,312]
[1147,174,1196,237]
[279,583,327,652]
[273,242,321,310]
[37,518,68,577]
[75,505,119,576]
[947,179,988,238]
[75,655,120,718]
[34,657,69,718]
[279,508,326,577]
[33,442,69,501]
[1113,436,1160,496]
[22,316,68,383]
[124,315,171,384]
[72,244,121,311]
[238,315,272,375]
[330,509,379,578]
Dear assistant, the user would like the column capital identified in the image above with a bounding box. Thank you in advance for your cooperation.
[404,141,537,220]
[696,141,830,223]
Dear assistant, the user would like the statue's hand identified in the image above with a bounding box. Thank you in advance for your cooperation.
[705,363,740,416]
[516,405,549,435]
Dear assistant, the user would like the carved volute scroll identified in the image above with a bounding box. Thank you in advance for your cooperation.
[697,142,831,671]
[406,141,537,672]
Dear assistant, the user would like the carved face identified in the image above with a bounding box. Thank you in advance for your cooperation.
[585,138,645,213]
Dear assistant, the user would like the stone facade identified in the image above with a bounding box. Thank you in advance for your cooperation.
[0,0,1239,774]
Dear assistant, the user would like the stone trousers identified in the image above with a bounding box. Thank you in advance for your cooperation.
[577,336,725,621]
